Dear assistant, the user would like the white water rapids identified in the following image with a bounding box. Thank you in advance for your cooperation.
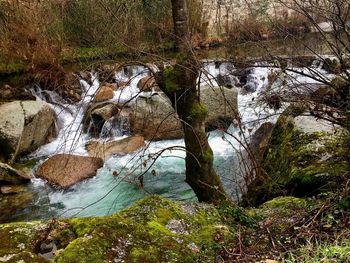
[19,59,332,220]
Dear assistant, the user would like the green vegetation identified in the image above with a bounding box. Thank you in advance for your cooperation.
[0,194,349,262]
[243,107,349,206]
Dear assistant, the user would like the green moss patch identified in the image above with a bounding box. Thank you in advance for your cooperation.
[0,196,234,262]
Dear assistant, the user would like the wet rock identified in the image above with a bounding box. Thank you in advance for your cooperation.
[85,135,145,160]
[77,71,93,85]
[0,84,35,101]
[137,76,159,92]
[216,74,234,88]
[116,80,129,88]
[94,85,114,102]
[243,82,257,93]
[83,102,120,136]
[200,85,238,131]
[0,185,25,195]
[248,122,275,164]
[0,191,34,223]
[35,154,103,188]
[97,64,119,83]
[62,73,82,102]
[91,103,119,121]
[0,162,30,185]
[0,101,56,162]
[129,93,183,140]
[232,68,253,87]
[129,86,238,140]
[0,84,15,100]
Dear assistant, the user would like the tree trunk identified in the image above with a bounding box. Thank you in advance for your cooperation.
[156,0,227,203]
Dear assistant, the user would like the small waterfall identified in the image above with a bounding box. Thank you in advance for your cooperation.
[100,115,131,139]
[30,72,100,156]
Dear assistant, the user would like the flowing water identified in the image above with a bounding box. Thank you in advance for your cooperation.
[14,59,332,221]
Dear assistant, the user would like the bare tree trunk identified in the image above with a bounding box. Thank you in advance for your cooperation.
[157,0,227,202]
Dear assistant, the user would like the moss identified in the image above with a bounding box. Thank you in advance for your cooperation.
[217,202,259,227]
[53,196,232,262]
[0,251,49,263]
[161,66,181,93]
[202,148,213,162]
[0,222,46,251]
[256,196,311,233]
[188,102,207,121]
[0,196,236,262]
[243,106,348,206]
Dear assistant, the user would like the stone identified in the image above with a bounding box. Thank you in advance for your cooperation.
[83,102,120,136]
[0,162,30,185]
[78,71,93,85]
[200,85,238,131]
[216,74,234,87]
[137,76,159,92]
[0,185,24,195]
[294,115,338,134]
[94,86,114,102]
[86,135,145,160]
[0,192,34,223]
[0,84,14,100]
[35,154,103,188]
[0,101,56,162]
[116,80,129,88]
[129,87,238,140]
[63,73,82,102]
[97,64,119,83]
[248,122,275,163]
[129,93,183,140]
[91,103,119,121]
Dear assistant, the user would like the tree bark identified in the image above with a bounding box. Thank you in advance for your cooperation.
[156,0,227,203]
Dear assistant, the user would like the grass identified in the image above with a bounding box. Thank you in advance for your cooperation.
[285,239,350,263]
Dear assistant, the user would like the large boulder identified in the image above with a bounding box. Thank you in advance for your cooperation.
[200,86,238,131]
[0,162,30,185]
[243,107,345,206]
[0,101,56,162]
[129,86,238,140]
[86,135,145,160]
[36,154,103,188]
[129,93,183,140]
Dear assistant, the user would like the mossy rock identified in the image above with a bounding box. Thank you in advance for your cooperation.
[255,196,311,233]
[242,106,348,207]
[0,196,234,263]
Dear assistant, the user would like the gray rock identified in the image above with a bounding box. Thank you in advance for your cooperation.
[201,85,238,131]
[0,101,56,161]
[129,86,238,140]
[129,93,183,140]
